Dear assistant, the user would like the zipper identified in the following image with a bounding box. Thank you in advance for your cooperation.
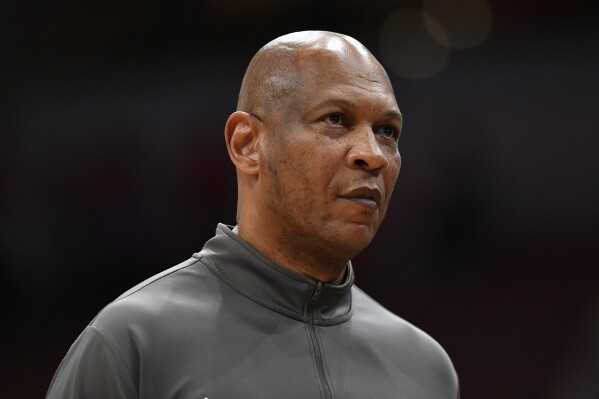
[309,281,323,304]
[306,282,333,399]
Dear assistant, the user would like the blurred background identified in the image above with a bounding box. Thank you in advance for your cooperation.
[1,0,598,397]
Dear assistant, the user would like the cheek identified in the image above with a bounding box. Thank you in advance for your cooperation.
[395,153,402,175]
[385,153,402,191]
[275,148,316,203]
[270,128,344,196]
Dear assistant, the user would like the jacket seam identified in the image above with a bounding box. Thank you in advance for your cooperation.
[90,258,202,326]
[115,258,201,302]
[86,326,139,397]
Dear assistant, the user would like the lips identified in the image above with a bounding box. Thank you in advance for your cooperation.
[338,186,382,209]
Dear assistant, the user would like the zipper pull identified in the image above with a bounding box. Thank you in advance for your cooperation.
[309,282,323,305]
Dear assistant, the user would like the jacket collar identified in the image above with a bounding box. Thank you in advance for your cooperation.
[194,224,354,325]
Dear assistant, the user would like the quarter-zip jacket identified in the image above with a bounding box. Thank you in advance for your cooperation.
[47,224,459,399]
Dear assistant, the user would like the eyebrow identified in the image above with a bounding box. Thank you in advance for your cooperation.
[312,98,403,123]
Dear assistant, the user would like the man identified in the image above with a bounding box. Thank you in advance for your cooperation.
[47,31,459,398]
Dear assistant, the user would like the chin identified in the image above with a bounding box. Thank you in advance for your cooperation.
[331,222,378,255]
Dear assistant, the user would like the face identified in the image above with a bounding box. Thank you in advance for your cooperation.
[255,47,402,261]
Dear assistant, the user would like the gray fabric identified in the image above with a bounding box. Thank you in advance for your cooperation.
[47,224,459,399]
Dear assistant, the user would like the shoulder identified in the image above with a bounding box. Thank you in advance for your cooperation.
[351,285,447,351]
[351,285,460,397]
[46,326,139,399]
[90,255,220,346]
[48,256,223,398]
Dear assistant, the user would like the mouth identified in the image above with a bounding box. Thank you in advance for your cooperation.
[338,186,382,210]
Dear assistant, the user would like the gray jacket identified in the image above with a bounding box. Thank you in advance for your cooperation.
[47,224,459,398]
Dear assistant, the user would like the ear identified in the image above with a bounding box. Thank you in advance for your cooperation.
[224,111,262,176]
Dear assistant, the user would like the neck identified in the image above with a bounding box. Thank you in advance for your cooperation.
[234,224,347,284]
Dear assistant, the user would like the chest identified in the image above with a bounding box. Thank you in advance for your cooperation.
[136,321,443,399]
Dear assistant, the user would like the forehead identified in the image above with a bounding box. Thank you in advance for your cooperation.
[297,42,387,81]
[290,49,399,113]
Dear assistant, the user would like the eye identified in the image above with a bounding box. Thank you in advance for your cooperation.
[376,124,398,138]
[324,113,343,125]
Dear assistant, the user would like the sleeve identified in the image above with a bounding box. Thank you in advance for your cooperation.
[46,326,138,399]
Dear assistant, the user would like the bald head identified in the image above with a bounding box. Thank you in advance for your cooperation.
[237,31,391,117]
[225,30,402,281]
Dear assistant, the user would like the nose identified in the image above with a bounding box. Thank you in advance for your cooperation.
[346,128,389,172]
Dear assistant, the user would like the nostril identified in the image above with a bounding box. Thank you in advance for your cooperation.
[354,159,367,167]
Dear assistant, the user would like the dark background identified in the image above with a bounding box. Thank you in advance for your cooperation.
[1,0,598,397]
